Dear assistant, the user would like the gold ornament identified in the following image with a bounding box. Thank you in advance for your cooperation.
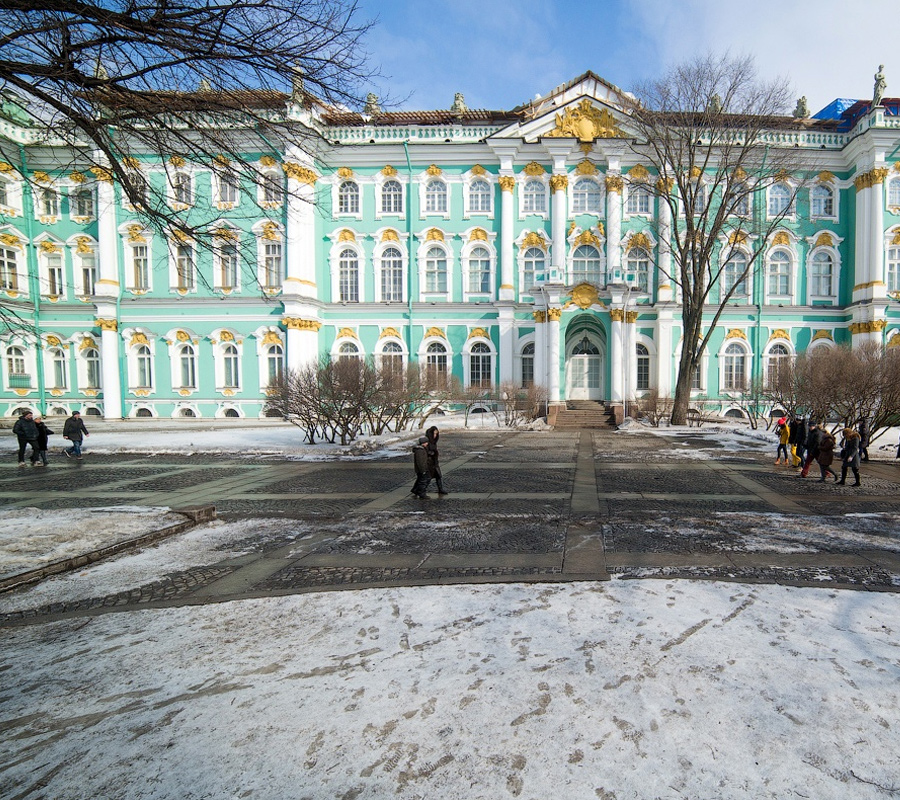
[425,228,444,242]
[381,229,400,242]
[627,233,651,251]
[545,99,624,142]
[469,228,488,241]
[523,161,545,176]
[281,317,322,331]
[575,160,597,176]
[381,165,398,176]
[336,228,355,243]
[468,327,489,339]
[814,232,834,248]
[605,174,624,193]
[498,176,515,193]
[549,174,569,192]
[570,283,600,309]
[725,329,748,340]
[379,327,402,339]
[533,310,546,323]
[772,231,791,246]
[95,318,118,332]
[283,163,317,184]
[546,308,562,321]
[337,166,354,179]
[426,164,442,176]
[521,231,547,250]
[424,326,446,339]
[471,165,487,176]
[609,309,625,322]
[629,164,649,182]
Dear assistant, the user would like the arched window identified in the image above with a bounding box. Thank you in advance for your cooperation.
[424,246,447,293]
[7,346,25,380]
[636,343,650,390]
[73,188,94,218]
[467,246,491,294]
[172,172,192,205]
[41,187,59,217]
[136,407,153,418]
[469,342,492,388]
[520,342,535,388]
[266,344,284,385]
[889,178,900,207]
[767,251,792,297]
[811,251,834,297]
[573,336,600,356]
[178,407,196,417]
[0,245,18,290]
[573,178,601,213]
[338,341,359,362]
[84,347,101,389]
[766,343,790,387]
[262,171,283,204]
[810,184,834,217]
[338,180,359,214]
[626,247,650,292]
[425,341,447,388]
[223,344,240,388]
[0,179,8,207]
[125,170,147,207]
[379,341,403,377]
[136,345,153,388]
[425,179,447,213]
[522,247,544,291]
[179,345,197,389]
[381,180,402,214]
[888,246,900,294]
[722,342,747,391]
[572,244,603,284]
[627,184,651,215]
[224,408,240,418]
[469,179,491,213]
[339,247,359,302]
[523,179,546,213]
[50,348,67,389]
[768,183,792,216]
[380,246,403,302]
[723,251,748,298]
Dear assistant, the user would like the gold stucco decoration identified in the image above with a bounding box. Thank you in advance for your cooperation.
[818,171,835,184]
[575,229,601,247]
[812,330,833,341]
[34,171,52,184]
[605,174,624,193]
[337,327,358,340]
[629,164,649,182]
[575,160,597,176]
[469,228,488,241]
[220,330,235,342]
[625,311,639,324]
[854,167,889,191]
[46,335,62,347]
[725,329,748,340]
[261,331,282,346]
[95,318,117,332]
[379,327,401,339]
[570,283,600,309]
[214,226,239,242]
[523,161,546,177]
[729,231,748,245]
[127,224,146,243]
[768,329,790,342]
[0,162,14,173]
[546,99,624,141]
[609,308,625,322]
[283,163,317,184]
[471,164,487,176]
[39,241,60,254]
[425,228,444,242]
[337,166,354,179]
[281,317,322,331]
[381,165,398,176]
[690,166,704,180]
[381,229,400,242]
[772,231,791,246]
[815,232,834,248]
[426,164,442,176]
[547,308,562,321]
[176,330,191,342]
[337,228,355,243]
[627,233,651,252]
[656,176,674,193]
[260,155,278,167]
[90,166,113,183]
[130,332,149,347]
[533,310,546,323]
[0,233,21,248]
[69,171,86,184]
[75,236,93,254]
[521,231,547,250]
[468,327,489,340]
[549,174,568,192]
[424,326,446,339]
[498,176,515,193]
[79,337,98,351]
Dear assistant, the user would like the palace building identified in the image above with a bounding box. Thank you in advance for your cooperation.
[1,70,900,421]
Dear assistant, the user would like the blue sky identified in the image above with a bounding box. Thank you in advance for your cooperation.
[355,0,896,116]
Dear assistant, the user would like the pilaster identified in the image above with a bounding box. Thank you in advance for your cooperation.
[550,174,568,272]
[93,309,122,419]
[499,174,515,300]
[283,147,318,299]
[606,173,623,280]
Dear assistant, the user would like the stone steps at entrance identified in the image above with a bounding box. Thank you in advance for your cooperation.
[554,401,617,429]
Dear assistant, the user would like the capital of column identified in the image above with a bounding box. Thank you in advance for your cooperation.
[605,174,624,193]
[549,174,568,192]
[94,318,118,332]
[282,317,322,331]
[533,310,546,323]
[498,176,516,193]
[609,308,625,322]
[283,162,318,185]
[854,167,889,192]
[547,307,562,322]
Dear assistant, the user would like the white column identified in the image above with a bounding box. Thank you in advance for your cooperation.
[94,176,119,292]
[282,314,320,372]
[869,168,887,300]
[609,309,624,404]
[498,307,514,384]
[550,174,568,271]
[533,310,546,391]
[606,174,623,279]
[94,308,122,419]
[547,308,561,404]
[499,175,515,300]
[657,182,674,302]
[656,311,674,397]
[853,172,870,303]
[283,152,318,298]
[93,174,122,419]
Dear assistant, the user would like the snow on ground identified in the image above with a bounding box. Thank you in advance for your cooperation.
[1,581,898,800]
[0,506,181,580]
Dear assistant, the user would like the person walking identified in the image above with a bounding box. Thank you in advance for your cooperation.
[791,417,808,468]
[12,410,39,467]
[62,410,89,459]
[775,417,790,465]
[838,427,862,486]
[858,418,870,462]
[816,428,838,482]
[425,425,449,496]
[31,415,53,467]
[411,436,431,499]
[800,421,824,478]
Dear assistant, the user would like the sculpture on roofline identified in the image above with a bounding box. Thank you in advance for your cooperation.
[873,65,886,107]
[792,96,809,119]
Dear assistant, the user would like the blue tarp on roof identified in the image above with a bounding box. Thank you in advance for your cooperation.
[814,98,858,120]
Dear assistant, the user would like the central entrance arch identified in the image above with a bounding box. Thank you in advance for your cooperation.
[565,317,606,401]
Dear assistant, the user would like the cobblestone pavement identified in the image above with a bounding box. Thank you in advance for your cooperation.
[3,427,900,626]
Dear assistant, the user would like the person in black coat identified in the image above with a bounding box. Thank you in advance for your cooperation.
[12,410,39,467]
[411,437,431,499]
[425,425,449,496]
[858,418,869,462]
[790,416,808,468]
[839,428,862,486]
[62,410,89,459]
[31,415,53,467]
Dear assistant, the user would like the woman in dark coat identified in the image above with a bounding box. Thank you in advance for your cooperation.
[858,418,869,461]
[839,428,861,486]
[425,425,449,495]
[816,429,838,482]
[32,415,53,467]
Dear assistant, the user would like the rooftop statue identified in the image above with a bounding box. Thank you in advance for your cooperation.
[873,64,886,107]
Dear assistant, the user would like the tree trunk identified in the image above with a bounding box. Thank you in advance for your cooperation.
[670,357,696,426]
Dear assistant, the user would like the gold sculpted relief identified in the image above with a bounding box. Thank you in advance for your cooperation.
[498,176,516,193]
[549,174,568,192]
[609,309,625,322]
[546,99,624,142]
[547,308,562,321]
[281,317,321,331]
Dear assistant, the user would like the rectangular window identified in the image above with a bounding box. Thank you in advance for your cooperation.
[263,242,282,289]
[74,189,94,218]
[46,253,63,295]
[636,358,650,390]
[218,172,239,204]
[131,245,149,290]
[176,245,194,290]
[691,364,702,390]
[218,244,238,289]
[81,254,97,296]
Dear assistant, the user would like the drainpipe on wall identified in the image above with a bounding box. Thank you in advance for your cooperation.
[403,140,414,360]
[17,144,46,415]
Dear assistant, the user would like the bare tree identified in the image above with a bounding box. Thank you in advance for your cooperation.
[626,53,811,425]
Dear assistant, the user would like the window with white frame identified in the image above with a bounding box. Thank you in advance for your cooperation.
[129,243,149,291]
[722,342,748,391]
[338,247,359,302]
[572,244,603,284]
[379,341,403,378]
[469,342,492,388]
[44,250,64,296]
[380,246,403,302]
[425,179,447,214]
[72,187,94,218]
[265,344,284,385]
[217,243,239,290]
[522,247,544,293]
[722,251,748,298]
[7,346,27,385]
[175,244,195,290]
[573,178,602,214]
[0,246,18,290]
[636,343,650,390]
[626,247,650,292]
[767,250,792,298]
[523,179,546,213]
[135,345,153,388]
[49,347,67,389]
[691,183,707,215]
[888,246,900,294]
[520,342,534,388]
[425,341,448,388]
[125,170,148,207]
[222,344,240,388]
[768,183,792,216]
[766,343,790,387]
[810,184,834,218]
[890,178,900,207]
[467,245,491,294]
[78,251,97,296]
[468,179,491,214]
[338,341,360,362]
[338,180,359,215]
[41,187,59,217]
[172,171,192,206]
[84,347,101,389]
[810,251,834,297]
[178,344,197,389]
[381,180,403,214]
[0,179,8,207]
[691,362,703,390]
[424,246,447,293]
[627,184,651,215]
[217,169,239,205]
[262,240,282,290]
[262,171,283,204]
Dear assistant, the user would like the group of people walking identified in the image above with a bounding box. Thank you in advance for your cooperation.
[775,415,865,486]
[12,410,89,467]
[411,425,449,499]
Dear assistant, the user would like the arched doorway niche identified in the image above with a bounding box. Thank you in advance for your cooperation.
[564,315,607,401]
